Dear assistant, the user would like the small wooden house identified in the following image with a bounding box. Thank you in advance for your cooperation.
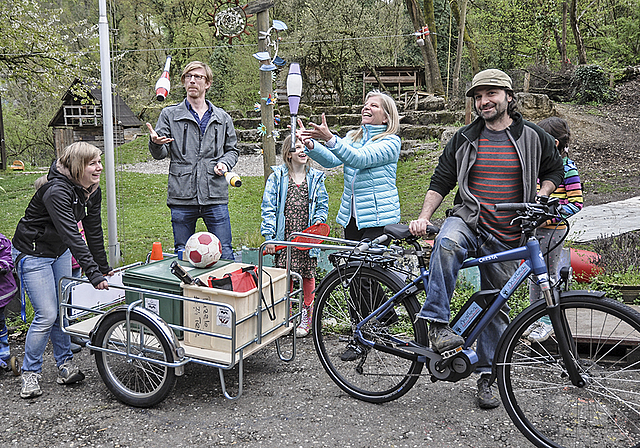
[49,79,143,156]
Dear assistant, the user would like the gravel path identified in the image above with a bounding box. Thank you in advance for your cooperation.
[121,155,339,177]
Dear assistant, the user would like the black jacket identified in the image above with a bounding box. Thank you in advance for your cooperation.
[429,112,564,233]
[13,161,111,286]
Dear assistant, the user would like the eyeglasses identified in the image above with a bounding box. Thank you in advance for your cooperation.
[185,73,206,81]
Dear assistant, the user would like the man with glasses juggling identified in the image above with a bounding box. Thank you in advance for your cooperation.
[147,61,239,260]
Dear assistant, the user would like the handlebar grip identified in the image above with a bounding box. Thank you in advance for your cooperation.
[354,234,390,255]
[494,203,529,212]
[426,224,440,234]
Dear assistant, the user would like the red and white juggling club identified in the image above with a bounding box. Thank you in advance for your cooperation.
[155,56,172,101]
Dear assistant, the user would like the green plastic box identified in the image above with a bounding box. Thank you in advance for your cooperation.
[122,256,232,338]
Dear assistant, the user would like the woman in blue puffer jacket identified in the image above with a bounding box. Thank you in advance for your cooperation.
[299,90,401,360]
[299,90,401,241]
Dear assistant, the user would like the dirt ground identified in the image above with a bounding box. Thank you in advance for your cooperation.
[1,76,639,448]
[555,75,640,206]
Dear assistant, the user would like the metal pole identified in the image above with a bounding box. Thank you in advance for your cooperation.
[99,0,121,266]
[0,91,6,171]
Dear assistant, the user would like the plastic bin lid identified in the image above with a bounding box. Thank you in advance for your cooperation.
[123,256,233,284]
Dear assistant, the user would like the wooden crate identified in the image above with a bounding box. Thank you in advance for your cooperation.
[181,263,289,358]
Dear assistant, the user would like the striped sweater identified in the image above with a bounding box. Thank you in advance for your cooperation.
[540,156,583,226]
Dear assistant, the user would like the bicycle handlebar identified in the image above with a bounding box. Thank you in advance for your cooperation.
[354,234,391,255]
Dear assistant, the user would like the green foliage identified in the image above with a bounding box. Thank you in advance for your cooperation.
[572,65,613,104]
[588,231,640,286]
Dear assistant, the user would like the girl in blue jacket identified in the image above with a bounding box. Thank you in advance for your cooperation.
[261,135,329,337]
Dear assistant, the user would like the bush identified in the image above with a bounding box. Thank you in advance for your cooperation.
[572,65,614,104]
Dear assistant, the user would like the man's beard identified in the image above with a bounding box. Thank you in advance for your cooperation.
[480,101,508,122]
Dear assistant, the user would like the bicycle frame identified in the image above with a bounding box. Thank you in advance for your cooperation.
[352,232,583,384]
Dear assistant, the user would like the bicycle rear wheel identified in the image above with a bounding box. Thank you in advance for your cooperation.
[496,295,640,448]
[312,265,427,403]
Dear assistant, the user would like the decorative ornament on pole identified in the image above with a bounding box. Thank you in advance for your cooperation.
[287,63,302,148]
[155,55,172,101]
[414,25,430,47]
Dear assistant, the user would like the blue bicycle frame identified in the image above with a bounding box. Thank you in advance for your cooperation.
[353,236,551,358]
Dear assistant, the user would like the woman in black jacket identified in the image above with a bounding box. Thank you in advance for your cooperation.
[12,142,113,399]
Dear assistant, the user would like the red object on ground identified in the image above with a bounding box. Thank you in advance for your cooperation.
[571,248,602,282]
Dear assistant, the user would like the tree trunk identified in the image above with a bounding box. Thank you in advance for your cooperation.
[257,9,275,184]
[561,1,568,69]
[451,0,467,102]
[450,0,479,73]
[404,0,444,95]
[570,0,587,64]
[423,0,437,51]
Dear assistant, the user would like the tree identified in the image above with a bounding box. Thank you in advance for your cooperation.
[0,0,98,93]
[0,0,99,164]
[404,0,444,94]
[570,0,588,64]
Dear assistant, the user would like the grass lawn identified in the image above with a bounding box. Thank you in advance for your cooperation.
[0,140,449,265]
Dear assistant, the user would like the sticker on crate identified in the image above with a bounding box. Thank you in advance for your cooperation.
[217,307,231,328]
[145,298,160,315]
[191,303,212,338]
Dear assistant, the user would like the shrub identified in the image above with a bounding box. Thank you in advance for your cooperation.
[572,65,614,104]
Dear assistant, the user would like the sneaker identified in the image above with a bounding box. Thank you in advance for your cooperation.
[477,375,500,409]
[70,342,82,354]
[20,371,43,399]
[428,322,464,353]
[296,306,311,338]
[57,361,85,385]
[340,344,364,361]
[527,321,554,343]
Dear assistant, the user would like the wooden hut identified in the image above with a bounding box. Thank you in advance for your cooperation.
[49,79,143,156]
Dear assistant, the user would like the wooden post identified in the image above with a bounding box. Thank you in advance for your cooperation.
[247,0,276,184]
[465,96,473,125]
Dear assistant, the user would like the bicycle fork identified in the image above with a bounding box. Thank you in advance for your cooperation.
[540,281,586,387]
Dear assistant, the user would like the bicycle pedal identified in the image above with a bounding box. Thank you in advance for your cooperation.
[440,345,463,359]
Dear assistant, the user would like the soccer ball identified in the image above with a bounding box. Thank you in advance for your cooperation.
[184,232,222,268]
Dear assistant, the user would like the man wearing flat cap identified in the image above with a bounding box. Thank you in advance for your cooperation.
[409,69,563,409]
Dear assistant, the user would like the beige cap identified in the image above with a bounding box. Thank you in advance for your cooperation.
[465,69,513,97]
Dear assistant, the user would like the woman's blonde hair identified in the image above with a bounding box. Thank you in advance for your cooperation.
[58,142,102,183]
[347,90,400,142]
[282,135,311,173]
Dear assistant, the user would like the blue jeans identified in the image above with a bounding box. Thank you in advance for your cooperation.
[170,204,234,260]
[418,217,518,373]
[12,247,73,373]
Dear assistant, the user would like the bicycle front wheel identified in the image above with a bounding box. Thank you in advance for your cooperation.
[312,265,427,403]
[496,295,640,448]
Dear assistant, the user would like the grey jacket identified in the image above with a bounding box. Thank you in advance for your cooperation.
[149,99,239,206]
[429,112,563,233]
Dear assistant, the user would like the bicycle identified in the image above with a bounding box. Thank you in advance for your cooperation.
[311,197,640,448]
